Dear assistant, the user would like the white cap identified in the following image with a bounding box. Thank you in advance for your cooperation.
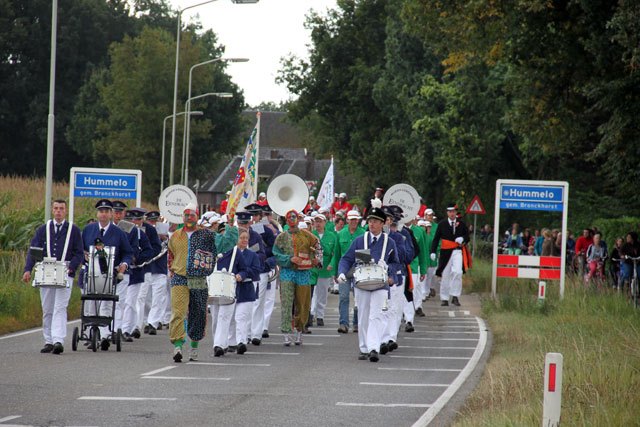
[303,216,313,223]
[425,208,434,216]
[298,222,308,229]
[226,190,231,196]
[339,192,347,198]
[314,213,327,221]
[334,193,339,198]
[219,214,228,224]
[318,207,329,214]
[347,210,361,220]
[259,192,266,198]
[309,196,315,201]
[183,203,198,214]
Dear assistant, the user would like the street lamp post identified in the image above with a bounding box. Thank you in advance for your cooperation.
[162,110,203,193]
[44,0,58,222]
[169,0,258,187]
[181,92,233,186]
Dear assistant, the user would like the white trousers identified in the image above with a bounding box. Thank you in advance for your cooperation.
[354,288,387,354]
[162,278,172,324]
[210,302,235,349]
[426,267,438,294]
[84,275,128,339]
[137,273,167,329]
[229,301,253,346]
[263,278,277,331]
[383,283,404,343]
[250,273,269,340]
[122,282,140,334]
[310,277,332,319]
[441,250,463,300]
[40,277,73,344]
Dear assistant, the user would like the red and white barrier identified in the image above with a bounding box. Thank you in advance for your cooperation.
[543,352,563,427]
[496,255,562,280]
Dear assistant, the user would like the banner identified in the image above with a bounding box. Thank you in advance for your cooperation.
[316,157,334,211]
[226,113,260,218]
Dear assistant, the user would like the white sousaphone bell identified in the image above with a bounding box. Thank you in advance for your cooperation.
[266,174,309,216]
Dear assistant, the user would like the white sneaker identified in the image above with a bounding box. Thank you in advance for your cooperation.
[189,348,198,361]
[294,330,302,346]
[283,333,292,346]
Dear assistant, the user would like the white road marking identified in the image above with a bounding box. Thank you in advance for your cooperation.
[412,317,488,427]
[141,376,230,380]
[448,311,455,317]
[270,333,341,338]
[262,341,323,346]
[336,402,431,408]
[389,355,470,360]
[360,382,449,387]
[378,367,461,372]
[78,396,177,401]
[140,366,176,377]
[0,416,22,423]
[404,337,478,341]
[416,325,480,329]
[186,362,270,367]
[0,320,80,341]
[244,351,300,356]
[398,346,475,350]
[410,331,479,334]
[463,310,470,315]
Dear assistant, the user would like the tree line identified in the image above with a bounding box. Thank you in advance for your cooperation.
[0,0,246,200]
[277,0,640,226]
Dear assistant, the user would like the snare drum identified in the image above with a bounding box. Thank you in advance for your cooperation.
[353,263,388,291]
[32,257,68,288]
[207,271,237,305]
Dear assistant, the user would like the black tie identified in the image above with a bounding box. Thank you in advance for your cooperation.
[55,224,61,235]
[100,228,105,237]
[372,236,377,246]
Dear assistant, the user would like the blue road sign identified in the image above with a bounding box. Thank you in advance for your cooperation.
[499,184,564,212]
[73,172,138,199]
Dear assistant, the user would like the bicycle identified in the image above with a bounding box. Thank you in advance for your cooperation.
[585,257,607,292]
[625,256,640,308]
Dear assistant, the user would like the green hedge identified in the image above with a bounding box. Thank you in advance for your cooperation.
[592,217,640,243]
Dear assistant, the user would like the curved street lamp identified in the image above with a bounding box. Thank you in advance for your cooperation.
[162,110,203,193]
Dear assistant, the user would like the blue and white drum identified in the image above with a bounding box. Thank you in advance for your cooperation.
[207,271,237,305]
[32,257,68,288]
[353,263,388,291]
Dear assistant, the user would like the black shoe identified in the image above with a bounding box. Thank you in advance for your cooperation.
[251,338,261,346]
[237,343,247,355]
[214,346,224,357]
[388,340,398,351]
[173,347,183,363]
[441,300,449,306]
[306,315,314,328]
[41,344,54,353]
[143,325,150,334]
[368,350,379,362]
[337,325,348,333]
[157,323,163,331]
[131,329,141,339]
[52,342,64,355]
[415,307,426,317]
[405,322,415,333]
[100,339,110,351]
[122,332,133,342]
[358,352,368,360]
[303,328,312,334]
[227,346,237,353]
[316,318,324,326]
[452,296,461,306]
[352,325,358,333]
[430,289,436,298]
[148,325,157,336]
[262,330,269,338]
[380,343,389,355]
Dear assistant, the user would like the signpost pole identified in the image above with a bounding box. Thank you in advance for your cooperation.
[473,214,477,259]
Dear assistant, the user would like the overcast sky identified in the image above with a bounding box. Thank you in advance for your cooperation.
[169,0,338,106]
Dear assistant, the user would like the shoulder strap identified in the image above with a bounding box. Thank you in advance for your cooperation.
[60,222,73,262]
[230,246,238,269]
[380,233,388,262]
[45,220,52,257]
[364,232,369,250]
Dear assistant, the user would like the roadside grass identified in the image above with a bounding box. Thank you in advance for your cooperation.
[455,259,640,426]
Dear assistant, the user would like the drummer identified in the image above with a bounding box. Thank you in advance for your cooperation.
[338,204,399,362]
[210,229,255,357]
[23,199,84,355]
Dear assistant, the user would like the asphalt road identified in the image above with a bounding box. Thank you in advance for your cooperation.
[0,292,489,427]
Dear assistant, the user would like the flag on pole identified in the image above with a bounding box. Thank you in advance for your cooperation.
[226,113,260,218]
[316,157,334,212]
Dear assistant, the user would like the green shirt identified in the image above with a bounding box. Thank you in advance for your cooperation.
[337,226,366,259]
[310,229,339,283]
[410,224,429,274]
[425,223,439,267]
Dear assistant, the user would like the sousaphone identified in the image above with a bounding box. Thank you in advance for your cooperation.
[266,174,309,217]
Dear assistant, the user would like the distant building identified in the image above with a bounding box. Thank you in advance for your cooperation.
[195,111,354,212]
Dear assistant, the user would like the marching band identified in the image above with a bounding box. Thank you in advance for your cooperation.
[24,181,472,364]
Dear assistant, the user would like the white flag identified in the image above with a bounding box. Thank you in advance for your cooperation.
[316,157,334,211]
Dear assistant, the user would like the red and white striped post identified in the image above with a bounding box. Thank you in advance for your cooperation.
[538,281,546,301]
[543,352,563,427]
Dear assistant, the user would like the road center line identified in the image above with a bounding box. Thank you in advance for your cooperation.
[360,382,449,387]
[0,415,22,423]
[78,396,177,401]
[141,376,231,380]
[186,362,271,367]
[336,402,431,408]
[140,366,176,377]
